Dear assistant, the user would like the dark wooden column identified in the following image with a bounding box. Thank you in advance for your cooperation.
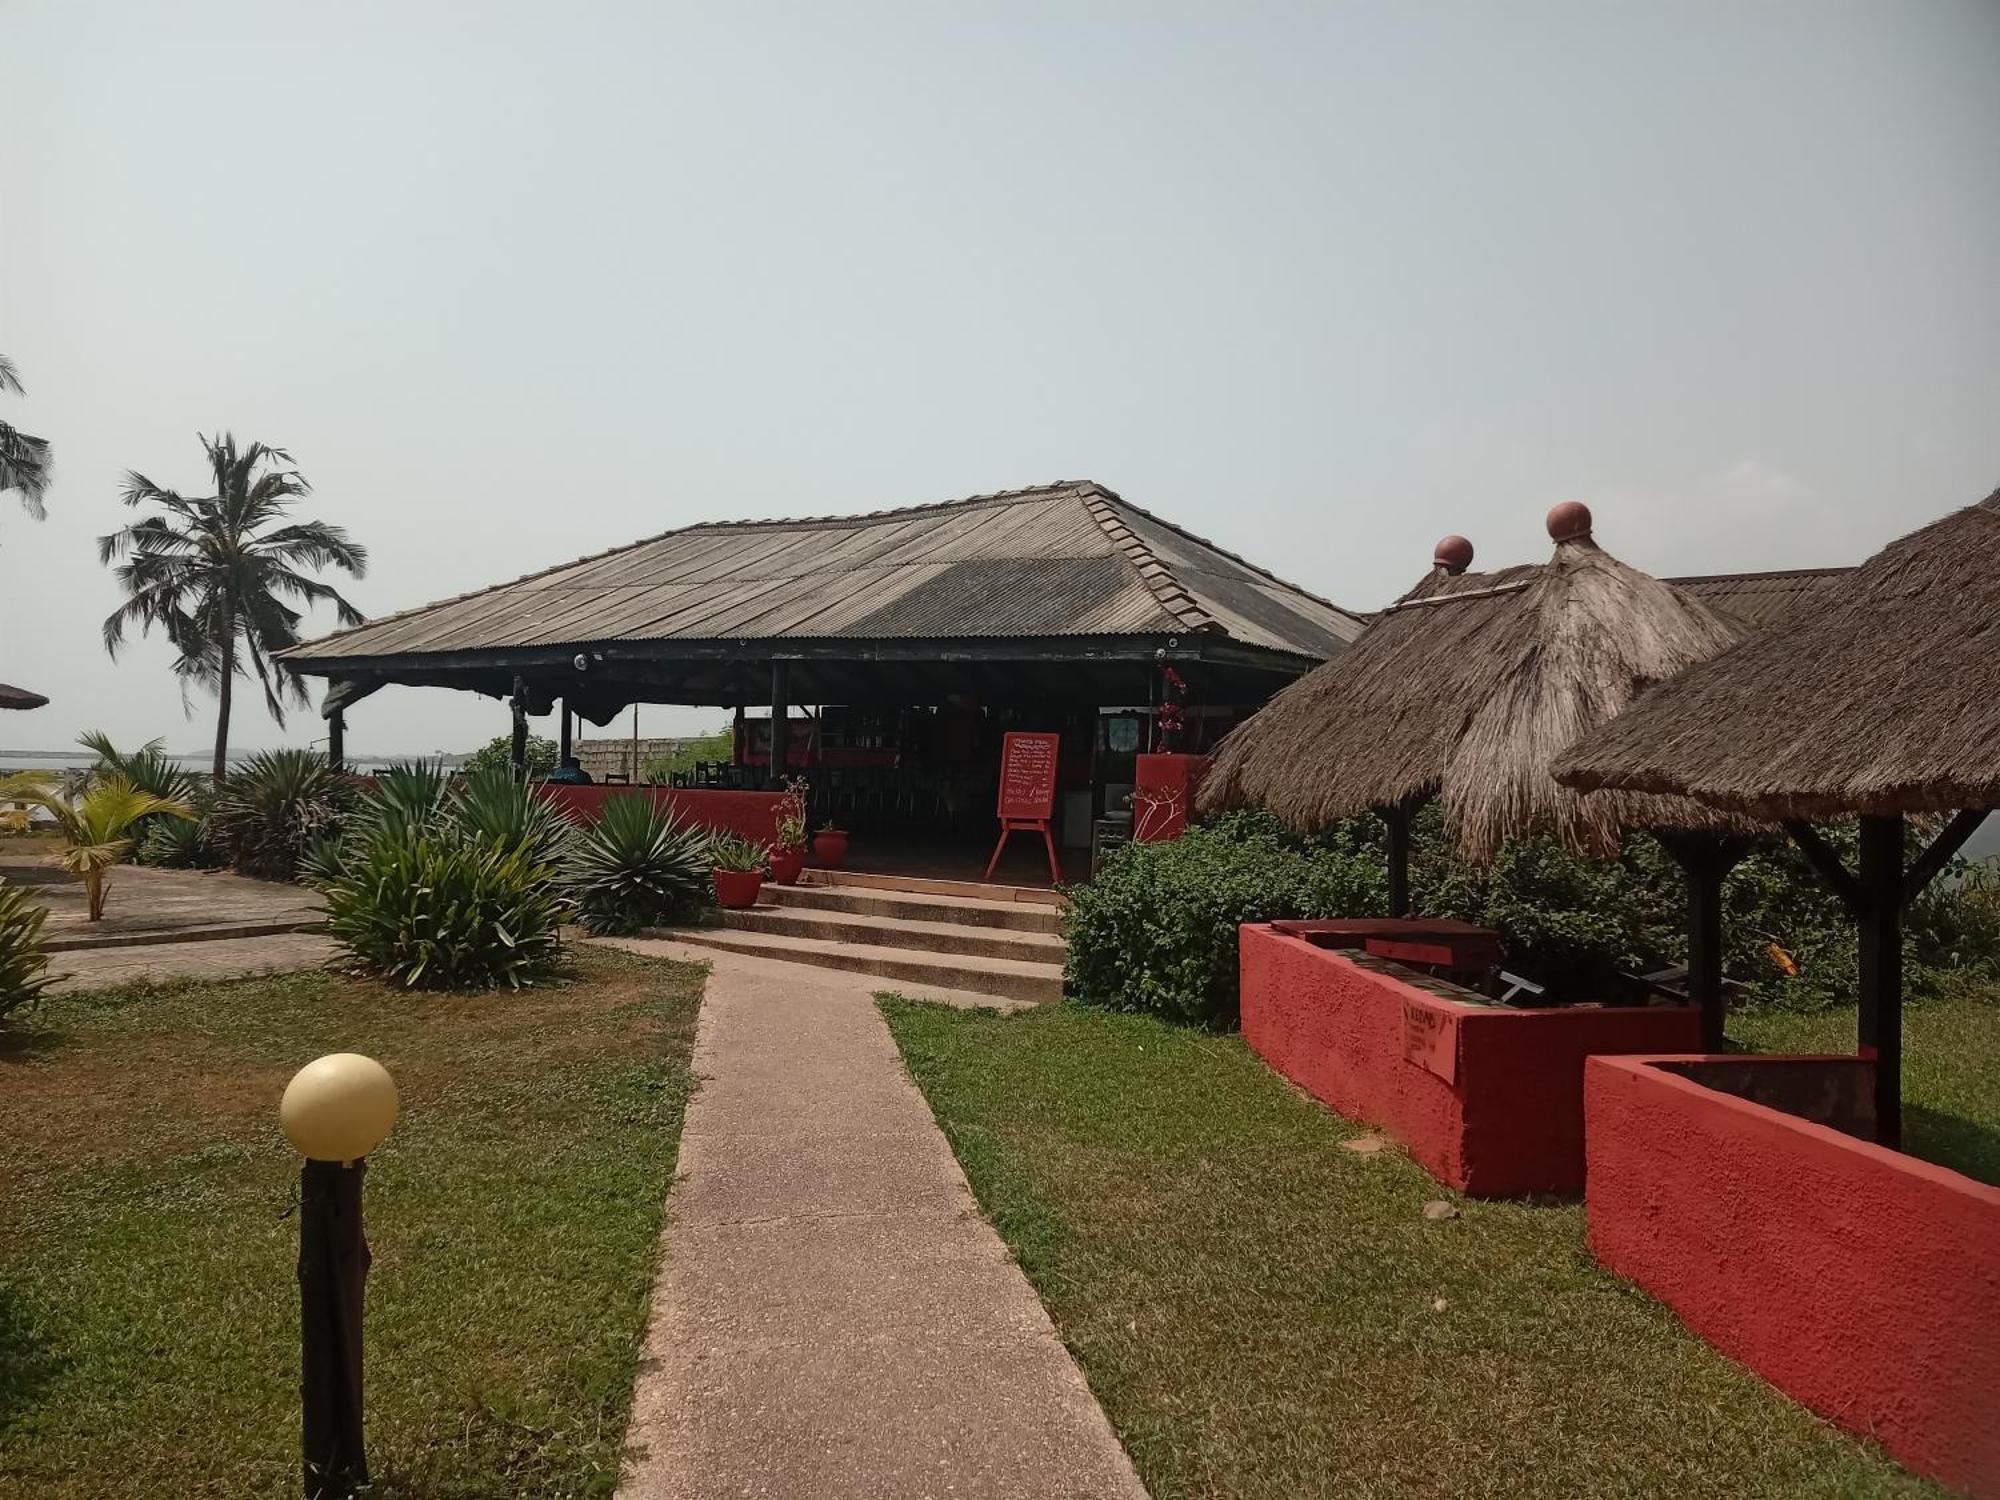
[559,702,573,763]
[327,712,346,774]
[1654,831,1754,1051]
[1856,814,1905,1150]
[510,684,529,783]
[769,661,791,788]
[1382,803,1412,918]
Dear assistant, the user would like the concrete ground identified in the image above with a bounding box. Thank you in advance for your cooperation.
[600,936,1148,1500]
[0,857,324,950]
[47,932,338,992]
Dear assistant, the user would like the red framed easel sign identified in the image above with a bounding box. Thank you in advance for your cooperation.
[984,731,1064,884]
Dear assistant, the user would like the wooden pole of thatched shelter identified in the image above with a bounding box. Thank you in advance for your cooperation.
[1653,831,1755,1049]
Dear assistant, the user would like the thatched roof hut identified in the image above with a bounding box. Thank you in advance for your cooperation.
[0,682,48,711]
[1200,503,1750,864]
[1555,488,2000,821]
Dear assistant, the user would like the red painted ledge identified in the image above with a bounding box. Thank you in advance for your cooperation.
[535,783,785,844]
[1240,923,1700,1197]
[1586,1054,2000,1498]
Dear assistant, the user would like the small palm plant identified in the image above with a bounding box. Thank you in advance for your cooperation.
[0,772,195,921]
[564,795,714,934]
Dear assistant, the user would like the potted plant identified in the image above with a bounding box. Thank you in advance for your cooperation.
[769,777,809,885]
[711,834,768,909]
[811,821,848,868]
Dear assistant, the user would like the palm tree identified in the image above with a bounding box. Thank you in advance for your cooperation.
[0,354,53,527]
[99,434,368,782]
[0,771,194,921]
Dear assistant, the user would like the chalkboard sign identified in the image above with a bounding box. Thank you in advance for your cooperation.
[996,732,1060,821]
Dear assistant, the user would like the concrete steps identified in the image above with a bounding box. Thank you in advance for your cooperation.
[661,874,1069,1002]
[665,924,1064,1004]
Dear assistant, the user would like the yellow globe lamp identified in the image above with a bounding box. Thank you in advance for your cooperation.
[280,1053,399,1163]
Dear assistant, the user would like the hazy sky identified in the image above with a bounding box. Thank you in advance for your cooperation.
[4,0,1996,757]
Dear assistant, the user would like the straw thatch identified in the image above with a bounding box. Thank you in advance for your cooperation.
[1200,520,1753,863]
[1555,488,2000,821]
[0,682,48,711]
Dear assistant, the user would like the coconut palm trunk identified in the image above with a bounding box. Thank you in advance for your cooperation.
[213,629,234,783]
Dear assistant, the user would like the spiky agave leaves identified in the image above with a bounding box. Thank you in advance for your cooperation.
[0,878,56,1019]
[564,794,715,935]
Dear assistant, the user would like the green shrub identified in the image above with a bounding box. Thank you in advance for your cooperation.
[323,825,564,989]
[137,807,223,869]
[461,733,558,780]
[452,768,572,866]
[212,749,351,882]
[0,878,55,1021]
[563,794,714,935]
[1064,810,1385,1028]
[641,727,734,783]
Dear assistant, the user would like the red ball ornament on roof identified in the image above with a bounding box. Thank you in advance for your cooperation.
[1432,535,1474,574]
[1546,500,1593,543]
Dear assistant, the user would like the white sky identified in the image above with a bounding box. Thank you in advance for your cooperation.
[3,0,1996,758]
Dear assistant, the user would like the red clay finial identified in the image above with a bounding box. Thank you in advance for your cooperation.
[1433,534,1474,574]
[1546,500,1593,543]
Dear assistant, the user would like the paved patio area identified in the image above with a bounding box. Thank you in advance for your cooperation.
[0,857,324,950]
[47,932,338,992]
[599,936,1148,1500]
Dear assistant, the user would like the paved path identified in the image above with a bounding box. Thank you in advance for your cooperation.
[0,859,324,949]
[601,937,1148,1500]
[48,932,337,992]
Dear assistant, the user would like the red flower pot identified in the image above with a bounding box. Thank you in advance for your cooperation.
[768,845,806,885]
[812,829,849,867]
[713,867,765,909]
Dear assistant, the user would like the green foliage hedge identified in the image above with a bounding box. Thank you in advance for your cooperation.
[0,878,54,1021]
[1065,806,2000,1028]
[461,732,559,780]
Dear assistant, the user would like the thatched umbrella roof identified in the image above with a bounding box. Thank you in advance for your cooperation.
[1199,504,1752,863]
[0,682,48,711]
[1556,487,2000,821]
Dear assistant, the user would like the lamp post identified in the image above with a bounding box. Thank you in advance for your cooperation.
[280,1053,398,1500]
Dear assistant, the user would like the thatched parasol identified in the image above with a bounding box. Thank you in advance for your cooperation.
[1201,502,1752,866]
[0,682,49,711]
[1555,488,2000,821]
[1555,486,2000,1149]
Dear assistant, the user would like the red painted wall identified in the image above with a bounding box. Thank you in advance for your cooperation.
[1240,924,1700,1197]
[536,783,786,844]
[1585,1056,2000,1498]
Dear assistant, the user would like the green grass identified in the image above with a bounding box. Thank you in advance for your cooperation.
[881,997,1946,1500]
[1731,995,2000,1185]
[0,946,702,1499]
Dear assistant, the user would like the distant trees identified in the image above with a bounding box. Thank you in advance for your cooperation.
[0,354,52,530]
[99,434,368,781]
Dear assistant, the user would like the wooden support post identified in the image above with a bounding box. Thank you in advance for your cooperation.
[769,661,790,789]
[559,702,573,763]
[327,712,346,774]
[1857,815,1905,1150]
[1384,806,1411,918]
[732,704,746,768]
[1655,832,1754,1051]
[510,685,528,783]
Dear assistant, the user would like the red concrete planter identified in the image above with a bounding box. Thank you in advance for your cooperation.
[812,829,849,867]
[712,867,765,910]
[1586,1055,2000,1498]
[768,845,806,885]
[1239,923,1700,1197]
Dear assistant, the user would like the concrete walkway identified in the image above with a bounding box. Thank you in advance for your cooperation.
[602,937,1148,1500]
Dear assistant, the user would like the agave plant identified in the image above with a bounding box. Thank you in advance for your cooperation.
[211,748,350,882]
[452,769,572,867]
[1,772,195,921]
[0,877,56,1020]
[563,795,714,935]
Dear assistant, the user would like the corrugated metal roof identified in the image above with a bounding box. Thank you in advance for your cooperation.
[1666,567,1853,630]
[286,481,1365,666]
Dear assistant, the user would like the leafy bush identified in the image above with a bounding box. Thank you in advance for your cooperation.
[212,749,351,882]
[323,826,564,989]
[1063,811,1385,1028]
[563,794,714,935]
[0,878,55,1021]
[461,733,558,780]
[137,801,224,868]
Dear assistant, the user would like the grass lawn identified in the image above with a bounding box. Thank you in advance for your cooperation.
[0,945,701,1500]
[1731,995,2000,1185]
[882,997,1947,1500]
